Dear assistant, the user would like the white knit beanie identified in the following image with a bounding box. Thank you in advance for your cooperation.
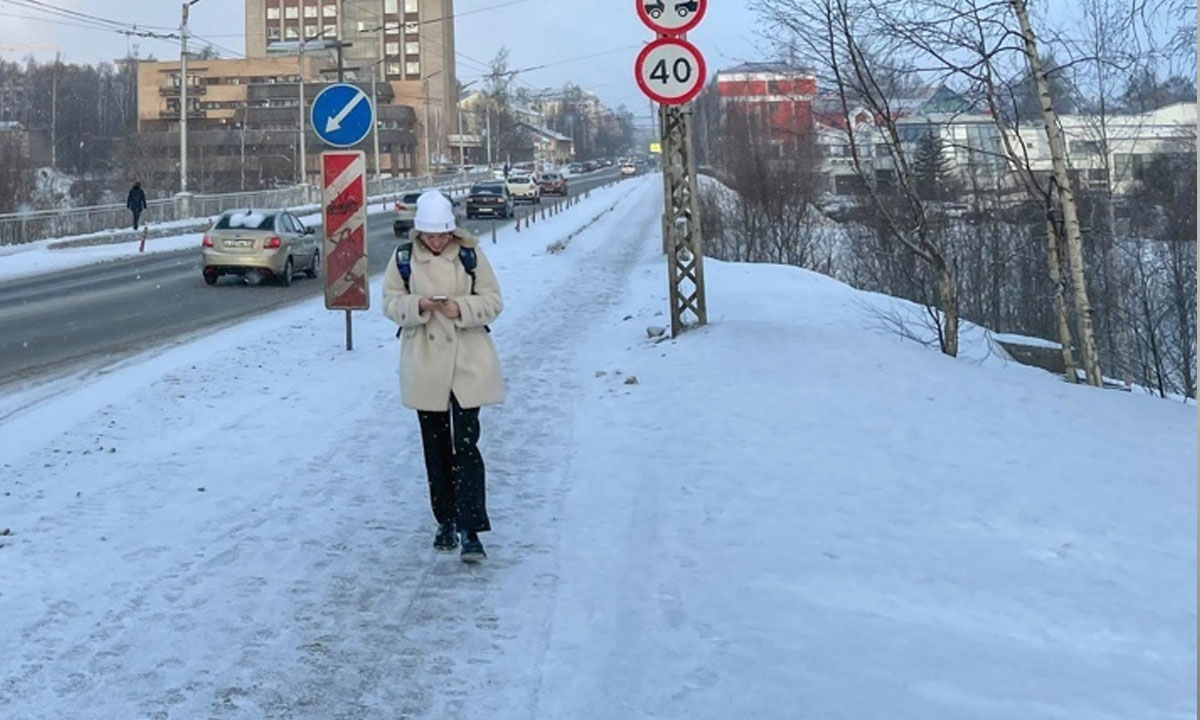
[413,190,457,233]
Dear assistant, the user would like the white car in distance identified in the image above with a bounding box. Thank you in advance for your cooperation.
[506,175,541,204]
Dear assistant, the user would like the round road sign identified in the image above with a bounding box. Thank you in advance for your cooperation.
[311,83,375,148]
[635,37,707,106]
[636,0,707,35]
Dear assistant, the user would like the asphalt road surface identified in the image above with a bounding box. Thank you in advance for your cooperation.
[0,168,622,387]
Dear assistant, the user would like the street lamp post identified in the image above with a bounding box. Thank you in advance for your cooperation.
[298,41,307,188]
[422,69,444,177]
[178,0,203,213]
[371,59,383,180]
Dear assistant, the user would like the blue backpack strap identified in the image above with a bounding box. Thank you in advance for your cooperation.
[458,246,490,333]
[393,242,414,339]
[459,246,477,294]
[394,242,413,292]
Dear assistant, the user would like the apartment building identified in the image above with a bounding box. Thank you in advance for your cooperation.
[135,56,417,191]
[244,0,456,173]
[1011,102,1196,196]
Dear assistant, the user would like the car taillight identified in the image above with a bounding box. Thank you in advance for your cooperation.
[202,235,213,247]
[264,236,282,249]
[395,203,406,211]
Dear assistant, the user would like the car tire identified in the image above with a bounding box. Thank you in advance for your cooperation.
[203,270,218,286]
[306,250,320,279]
[280,258,293,287]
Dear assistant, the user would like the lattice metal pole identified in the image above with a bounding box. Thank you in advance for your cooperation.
[659,102,707,336]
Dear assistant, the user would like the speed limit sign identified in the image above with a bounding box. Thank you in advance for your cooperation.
[635,37,707,105]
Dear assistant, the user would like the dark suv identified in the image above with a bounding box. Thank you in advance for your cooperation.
[466,183,514,219]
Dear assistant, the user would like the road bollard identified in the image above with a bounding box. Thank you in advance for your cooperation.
[138,227,148,253]
[491,219,497,244]
[515,212,520,233]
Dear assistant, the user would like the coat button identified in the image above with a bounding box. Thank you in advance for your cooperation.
[429,334,435,341]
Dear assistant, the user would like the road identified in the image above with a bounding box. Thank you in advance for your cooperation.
[0,168,621,386]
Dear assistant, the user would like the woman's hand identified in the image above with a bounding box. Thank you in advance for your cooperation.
[418,296,439,313]
[437,299,461,319]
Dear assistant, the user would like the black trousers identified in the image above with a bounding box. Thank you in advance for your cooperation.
[131,209,142,230]
[416,394,490,533]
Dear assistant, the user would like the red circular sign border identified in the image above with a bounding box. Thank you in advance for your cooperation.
[635,37,707,106]
[635,0,707,36]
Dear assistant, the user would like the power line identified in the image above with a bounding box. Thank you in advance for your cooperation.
[2,0,175,33]
[0,1,180,41]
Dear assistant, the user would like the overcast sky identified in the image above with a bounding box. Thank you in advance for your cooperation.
[0,0,1185,123]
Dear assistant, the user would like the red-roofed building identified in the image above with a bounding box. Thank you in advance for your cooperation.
[716,62,817,148]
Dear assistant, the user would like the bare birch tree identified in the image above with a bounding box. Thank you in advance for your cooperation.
[1008,0,1104,385]
[756,0,962,356]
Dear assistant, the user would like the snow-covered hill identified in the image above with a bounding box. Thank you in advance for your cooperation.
[0,176,1193,719]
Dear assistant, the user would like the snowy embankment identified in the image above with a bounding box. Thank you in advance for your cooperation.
[0,175,1194,719]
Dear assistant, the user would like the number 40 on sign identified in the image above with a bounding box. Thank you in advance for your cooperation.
[635,37,706,106]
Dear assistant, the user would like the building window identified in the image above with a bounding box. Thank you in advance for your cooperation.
[404,0,418,11]
[1070,140,1101,156]
[385,42,400,55]
[267,26,281,40]
[385,0,398,12]
[386,61,402,77]
[285,26,299,39]
[285,6,298,19]
[323,3,337,18]
[406,61,420,77]
[404,21,418,33]
[304,5,317,17]
[405,40,419,56]
[305,24,318,38]
[267,6,281,20]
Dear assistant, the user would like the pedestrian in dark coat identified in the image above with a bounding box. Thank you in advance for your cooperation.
[126,182,147,230]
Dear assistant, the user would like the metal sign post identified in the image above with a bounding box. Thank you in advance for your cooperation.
[634,4,708,336]
[311,83,375,350]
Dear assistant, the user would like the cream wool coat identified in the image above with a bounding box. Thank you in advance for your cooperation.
[382,228,505,411]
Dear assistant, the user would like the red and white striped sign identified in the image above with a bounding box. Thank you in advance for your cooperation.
[321,150,370,310]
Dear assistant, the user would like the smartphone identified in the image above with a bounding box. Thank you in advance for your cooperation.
[431,295,448,302]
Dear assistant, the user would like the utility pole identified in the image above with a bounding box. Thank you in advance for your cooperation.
[486,104,493,166]
[371,63,382,179]
[50,52,58,170]
[179,1,190,194]
[239,113,246,191]
[458,104,465,167]
[298,40,308,188]
[423,74,432,175]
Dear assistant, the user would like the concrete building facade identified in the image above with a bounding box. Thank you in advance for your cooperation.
[244,0,456,174]
[135,56,417,191]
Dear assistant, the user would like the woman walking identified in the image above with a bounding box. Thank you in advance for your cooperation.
[382,190,505,563]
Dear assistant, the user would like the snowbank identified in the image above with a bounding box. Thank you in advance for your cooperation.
[0,175,1193,720]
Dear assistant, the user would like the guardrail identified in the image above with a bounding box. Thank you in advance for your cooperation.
[0,171,493,247]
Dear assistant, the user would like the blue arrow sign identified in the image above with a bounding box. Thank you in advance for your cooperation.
[311,83,375,148]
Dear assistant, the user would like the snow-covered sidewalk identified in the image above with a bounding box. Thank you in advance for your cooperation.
[0,176,1194,719]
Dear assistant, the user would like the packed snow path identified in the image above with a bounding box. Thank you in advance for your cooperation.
[1,176,1194,719]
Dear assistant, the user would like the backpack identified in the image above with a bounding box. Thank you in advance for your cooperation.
[394,241,488,336]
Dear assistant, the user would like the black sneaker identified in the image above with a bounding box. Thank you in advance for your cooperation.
[433,523,458,551]
[460,531,486,563]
